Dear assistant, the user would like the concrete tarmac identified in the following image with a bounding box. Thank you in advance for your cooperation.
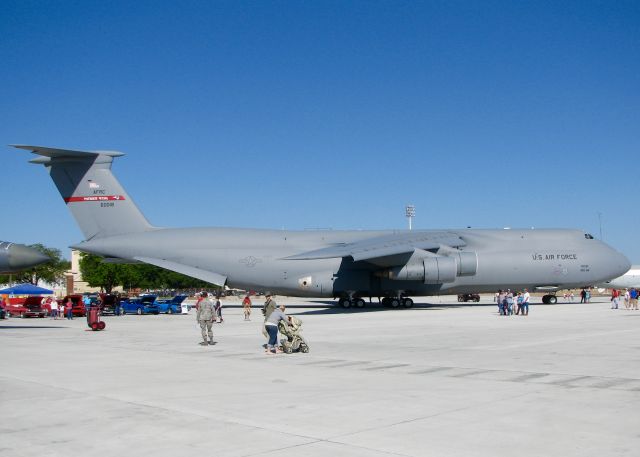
[1,296,639,457]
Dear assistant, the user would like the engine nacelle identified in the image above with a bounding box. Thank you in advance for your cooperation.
[423,256,457,284]
[452,251,478,277]
[383,250,477,284]
[387,262,425,281]
[385,255,458,284]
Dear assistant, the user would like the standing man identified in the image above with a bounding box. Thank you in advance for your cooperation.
[630,288,639,311]
[262,292,277,339]
[521,288,530,316]
[196,292,215,345]
[242,294,252,321]
[623,288,630,309]
[114,293,122,316]
[214,295,223,323]
[49,296,59,319]
[82,294,92,314]
[611,289,620,309]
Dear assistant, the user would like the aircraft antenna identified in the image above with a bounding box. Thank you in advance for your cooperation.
[405,205,415,231]
[597,211,604,240]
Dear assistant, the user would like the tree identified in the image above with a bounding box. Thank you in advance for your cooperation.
[0,243,70,286]
[78,253,123,294]
[78,253,216,293]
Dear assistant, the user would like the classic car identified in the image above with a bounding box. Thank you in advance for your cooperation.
[154,295,188,314]
[121,295,159,315]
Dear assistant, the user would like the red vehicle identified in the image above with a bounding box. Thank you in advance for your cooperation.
[5,296,46,318]
[60,295,88,317]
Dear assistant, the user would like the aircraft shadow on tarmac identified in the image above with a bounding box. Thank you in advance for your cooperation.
[286,300,589,316]
[0,325,66,330]
[288,301,495,316]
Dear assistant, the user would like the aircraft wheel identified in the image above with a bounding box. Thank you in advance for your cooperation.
[542,295,549,304]
[136,307,143,315]
[338,298,351,308]
[390,298,400,308]
[403,298,414,308]
[381,297,390,307]
[548,295,557,305]
[354,298,365,308]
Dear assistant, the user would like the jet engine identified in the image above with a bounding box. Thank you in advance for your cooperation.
[383,250,477,284]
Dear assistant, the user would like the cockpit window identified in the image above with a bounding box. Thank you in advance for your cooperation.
[584,233,594,239]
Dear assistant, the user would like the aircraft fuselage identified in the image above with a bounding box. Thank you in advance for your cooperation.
[74,227,629,297]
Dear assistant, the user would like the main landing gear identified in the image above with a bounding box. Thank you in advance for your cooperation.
[337,294,414,309]
[381,296,414,308]
[338,297,366,308]
[542,294,558,304]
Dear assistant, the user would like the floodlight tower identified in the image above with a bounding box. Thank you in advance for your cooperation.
[405,205,415,231]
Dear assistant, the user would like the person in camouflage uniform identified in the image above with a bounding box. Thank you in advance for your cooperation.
[197,292,215,345]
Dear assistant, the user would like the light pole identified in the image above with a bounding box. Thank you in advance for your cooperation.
[405,205,415,231]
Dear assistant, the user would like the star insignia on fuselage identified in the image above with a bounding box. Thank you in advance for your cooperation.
[239,256,262,268]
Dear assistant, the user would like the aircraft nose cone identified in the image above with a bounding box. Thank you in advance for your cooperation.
[614,251,632,277]
[8,244,50,270]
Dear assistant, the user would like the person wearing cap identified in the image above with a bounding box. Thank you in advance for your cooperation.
[196,292,216,345]
[264,303,289,354]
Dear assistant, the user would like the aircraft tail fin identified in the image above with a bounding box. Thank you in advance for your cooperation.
[13,145,154,240]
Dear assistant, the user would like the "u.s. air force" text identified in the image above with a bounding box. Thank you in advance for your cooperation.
[531,253,578,261]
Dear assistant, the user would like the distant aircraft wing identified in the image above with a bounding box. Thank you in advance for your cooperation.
[284,231,465,262]
[134,256,227,286]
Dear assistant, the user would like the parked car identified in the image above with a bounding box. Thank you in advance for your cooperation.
[59,294,88,317]
[121,295,159,315]
[98,294,120,315]
[6,296,46,318]
[154,295,188,314]
[458,293,481,302]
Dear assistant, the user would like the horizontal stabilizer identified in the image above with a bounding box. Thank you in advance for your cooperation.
[12,144,124,160]
[135,256,227,286]
[13,144,152,239]
[285,231,465,262]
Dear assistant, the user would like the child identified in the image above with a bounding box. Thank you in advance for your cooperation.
[242,294,252,321]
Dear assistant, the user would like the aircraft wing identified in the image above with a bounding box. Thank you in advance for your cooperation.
[285,231,465,262]
[134,256,227,286]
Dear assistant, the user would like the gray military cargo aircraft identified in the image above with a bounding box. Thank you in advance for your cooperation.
[0,241,50,273]
[13,145,630,307]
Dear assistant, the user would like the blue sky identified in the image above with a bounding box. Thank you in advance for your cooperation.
[1,0,639,262]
